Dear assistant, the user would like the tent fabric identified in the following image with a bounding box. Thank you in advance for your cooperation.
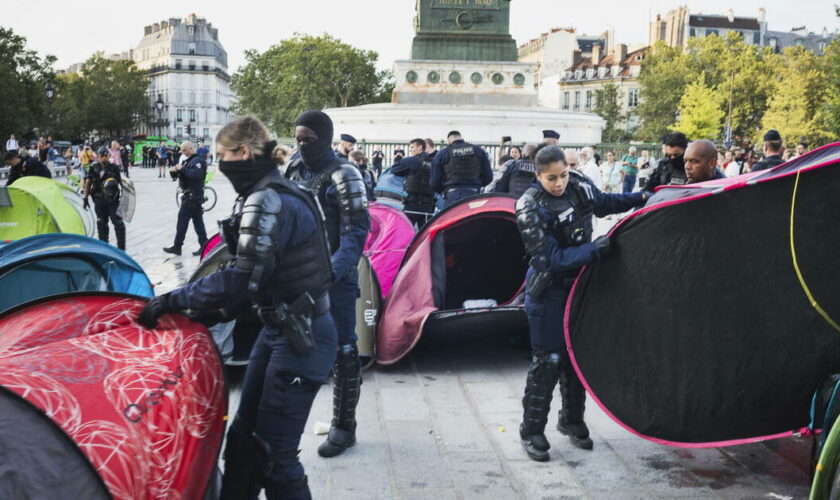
[377,194,526,365]
[365,202,415,298]
[373,168,405,210]
[200,233,223,260]
[565,142,840,448]
[0,176,88,240]
[0,234,153,313]
[0,294,226,499]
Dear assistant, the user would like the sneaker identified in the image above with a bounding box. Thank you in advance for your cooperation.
[163,245,182,256]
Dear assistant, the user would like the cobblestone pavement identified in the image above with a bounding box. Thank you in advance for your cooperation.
[125,166,812,500]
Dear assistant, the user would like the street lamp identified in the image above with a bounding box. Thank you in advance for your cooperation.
[155,95,164,137]
[45,82,54,136]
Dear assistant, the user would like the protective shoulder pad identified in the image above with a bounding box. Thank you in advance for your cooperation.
[330,164,369,230]
[515,188,547,265]
[236,188,283,291]
[568,170,597,202]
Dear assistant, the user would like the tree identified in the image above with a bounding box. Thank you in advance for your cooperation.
[592,83,625,142]
[636,42,687,141]
[0,27,56,142]
[672,81,724,140]
[232,33,393,136]
[820,39,840,140]
[762,46,827,146]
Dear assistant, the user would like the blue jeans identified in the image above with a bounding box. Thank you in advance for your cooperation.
[622,175,637,193]
[444,187,479,207]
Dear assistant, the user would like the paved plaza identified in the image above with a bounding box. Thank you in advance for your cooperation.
[124,166,812,499]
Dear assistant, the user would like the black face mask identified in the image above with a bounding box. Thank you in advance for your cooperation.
[219,159,277,196]
[668,155,685,171]
[295,110,335,169]
[299,137,333,167]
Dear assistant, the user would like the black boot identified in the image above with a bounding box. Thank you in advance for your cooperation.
[264,475,312,500]
[318,344,361,458]
[557,361,593,450]
[97,219,109,244]
[114,221,126,251]
[520,352,561,462]
[163,245,182,255]
[219,418,260,500]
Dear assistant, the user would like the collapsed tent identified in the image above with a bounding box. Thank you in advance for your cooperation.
[366,202,415,298]
[0,176,95,240]
[200,233,223,261]
[0,234,153,313]
[565,143,840,447]
[0,293,226,499]
[377,194,528,364]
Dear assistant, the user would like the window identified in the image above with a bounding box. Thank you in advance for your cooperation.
[176,127,183,138]
[598,67,607,78]
[189,109,196,122]
[628,89,639,108]
[574,91,581,110]
[707,29,718,37]
[630,65,641,77]
[753,32,760,45]
[176,109,183,121]
[188,43,196,55]
[202,63,209,71]
[203,128,209,138]
[188,26,195,36]
[690,28,696,37]
[585,91,592,110]
[189,59,196,70]
[563,92,570,110]
[175,59,182,70]
[586,69,594,79]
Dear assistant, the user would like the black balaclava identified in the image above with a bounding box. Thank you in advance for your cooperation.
[218,140,278,196]
[295,110,334,169]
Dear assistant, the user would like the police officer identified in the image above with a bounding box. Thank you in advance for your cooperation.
[138,116,336,500]
[494,144,538,197]
[3,151,52,186]
[542,130,560,146]
[336,134,356,160]
[390,138,436,227]
[516,146,648,461]
[83,147,126,250]
[751,129,786,172]
[164,141,208,256]
[430,131,493,207]
[284,110,370,458]
[348,150,376,200]
[643,132,690,193]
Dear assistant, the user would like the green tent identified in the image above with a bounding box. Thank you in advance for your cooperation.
[0,177,93,240]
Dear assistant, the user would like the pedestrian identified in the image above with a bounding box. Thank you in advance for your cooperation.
[578,147,603,191]
[794,142,807,159]
[142,146,149,168]
[336,134,356,160]
[751,130,785,172]
[619,147,638,193]
[5,134,19,153]
[284,110,370,459]
[348,150,375,198]
[391,138,437,227]
[3,150,52,186]
[138,115,337,500]
[636,149,653,188]
[80,144,95,171]
[684,140,727,184]
[516,146,648,461]
[109,141,123,175]
[430,130,493,207]
[542,130,560,146]
[371,148,384,178]
[164,141,208,256]
[157,141,169,178]
[83,147,126,250]
[600,152,622,193]
[494,144,539,197]
[643,132,690,192]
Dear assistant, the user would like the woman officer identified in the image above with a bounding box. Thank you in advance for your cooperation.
[138,115,337,500]
[516,146,648,461]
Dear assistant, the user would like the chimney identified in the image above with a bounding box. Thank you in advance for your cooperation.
[572,49,582,66]
[592,44,601,64]
[757,8,766,24]
[614,43,627,61]
[725,8,734,23]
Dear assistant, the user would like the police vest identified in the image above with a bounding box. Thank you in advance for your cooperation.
[404,157,435,206]
[529,176,595,251]
[508,160,537,197]
[178,155,206,196]
[444,143,480,183]
[659,159,688,186]
[89,162,122,200]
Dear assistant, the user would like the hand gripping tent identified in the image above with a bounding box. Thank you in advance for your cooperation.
[377,194,528,364]
[0,176,95,240]
[565,143,840,448]
[0,294,226,499]
[0,234,153,313]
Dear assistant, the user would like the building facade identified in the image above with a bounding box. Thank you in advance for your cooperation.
[557,44,648,133]
[133,14,234,142]
[649,6,834,54]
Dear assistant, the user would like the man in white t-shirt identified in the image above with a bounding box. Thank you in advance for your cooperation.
[578,147,603,191]
[5,135,19,152]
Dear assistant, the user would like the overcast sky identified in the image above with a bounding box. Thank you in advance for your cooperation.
[5,0,837,73]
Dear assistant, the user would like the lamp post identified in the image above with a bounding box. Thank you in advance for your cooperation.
[155,95,164,138]
[45,82,54,136]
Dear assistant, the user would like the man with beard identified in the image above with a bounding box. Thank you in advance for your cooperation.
[284,111,370,459]
[336,134,357,160]
[644,132,690,193]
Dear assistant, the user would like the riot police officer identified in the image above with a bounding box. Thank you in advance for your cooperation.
[164,141,208,256]
[284,110,370,458]
[336,134,356,160]
[83,147,126,250]
[430,131,493,207]
[3,150,52,186]
[494,144,538,197]
[391,138,436,227]
[138,115,337,500]
[644,132,689,193]
[516,146,648,461]
[751,129,786,172]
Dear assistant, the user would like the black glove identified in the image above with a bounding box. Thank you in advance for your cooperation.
[83,197,90,210]
[137,294,173,329]
[593,235,611,256]
[188,309,228,328]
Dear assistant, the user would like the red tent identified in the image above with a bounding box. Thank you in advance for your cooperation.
[0,294,226,499]
[377,194,528,364]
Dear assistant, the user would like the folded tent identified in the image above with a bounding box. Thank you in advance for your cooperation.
[0,234,153,313]
[0,176,95,240]
[566,143,840,447]
[377,194,528,364]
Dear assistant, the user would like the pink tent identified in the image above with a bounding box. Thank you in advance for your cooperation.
[365,202,415,298]
[377,194,528,365]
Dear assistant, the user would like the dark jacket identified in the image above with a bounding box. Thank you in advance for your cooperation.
[751,154,784,172]
[6,156,52,186]
[430,140,493,192]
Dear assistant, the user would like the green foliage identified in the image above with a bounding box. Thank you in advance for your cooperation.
[762,46,827,146]
[636,42,687,141]
[232,33,393,136]
[672,81,724,140]
[592,83,625,143]
[820,40,840,140]
[0,27,56,142]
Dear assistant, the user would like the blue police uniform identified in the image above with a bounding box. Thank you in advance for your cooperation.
[5,155,52,186]
[516,172,645,460]
[494,159,537,197]
[171,153,208,251]
[85,158,126,250]
[430,139,493,206]
[391,152,436,226]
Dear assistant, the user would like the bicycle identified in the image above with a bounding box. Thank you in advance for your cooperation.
[175,168,218,212]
